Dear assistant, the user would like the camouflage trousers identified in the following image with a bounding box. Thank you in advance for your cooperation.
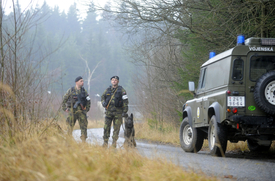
[66,110,88,142]
[103,111,122,143]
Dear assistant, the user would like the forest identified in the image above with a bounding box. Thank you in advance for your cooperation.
[1,0,275,132]
[95,0,275,126]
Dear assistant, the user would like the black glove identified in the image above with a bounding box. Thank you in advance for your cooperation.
[102,102,107,108]
[122,113,128,118]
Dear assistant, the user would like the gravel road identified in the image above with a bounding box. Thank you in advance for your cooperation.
[73,128,275,181]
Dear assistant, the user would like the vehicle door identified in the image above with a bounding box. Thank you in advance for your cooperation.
[195,67,207,124]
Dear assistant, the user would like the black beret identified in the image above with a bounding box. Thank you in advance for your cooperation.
[110,76,119,80]
[75,76,83,82]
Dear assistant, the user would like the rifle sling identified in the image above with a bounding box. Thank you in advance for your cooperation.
[106,87,118,110]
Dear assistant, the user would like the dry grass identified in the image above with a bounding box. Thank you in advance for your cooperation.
[135,121,180,146]
[74,119,105,130]
[0,121,219,181]
[201,140,251,152]
[58,112,105,130]
[226,141,249,152]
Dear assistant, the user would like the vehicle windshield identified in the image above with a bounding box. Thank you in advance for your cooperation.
[250,56,275,81]
[198,68,206,90]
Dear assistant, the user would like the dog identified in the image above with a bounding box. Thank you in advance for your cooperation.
[123,113,136,148]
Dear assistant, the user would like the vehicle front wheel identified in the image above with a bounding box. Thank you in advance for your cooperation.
[247,139,271,152]
[208,115,227,157]
[180,117,204,153]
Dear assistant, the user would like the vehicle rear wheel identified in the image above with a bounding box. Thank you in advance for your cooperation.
[254,71,275,115]
[247,139,271,152]
[180,117,204,153]
[208,115,227,157]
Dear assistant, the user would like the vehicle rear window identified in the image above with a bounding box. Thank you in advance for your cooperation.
[250,56,275,81]
[232,59,243,81]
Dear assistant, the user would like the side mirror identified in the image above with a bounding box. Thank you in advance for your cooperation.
[188,81,195,92]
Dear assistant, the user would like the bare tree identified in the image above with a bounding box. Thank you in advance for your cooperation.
[131,31,186,125]
[0,0,65,135]
[94,0,275,49]
[80,54,101,95]
[91,0,275,125]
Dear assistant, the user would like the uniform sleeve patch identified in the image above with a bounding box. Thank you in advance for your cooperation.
[86,96,90,101]
[122,95,128,100]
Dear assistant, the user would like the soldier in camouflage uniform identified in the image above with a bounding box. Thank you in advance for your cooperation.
[101,76,128,148]
[62,76,91,142]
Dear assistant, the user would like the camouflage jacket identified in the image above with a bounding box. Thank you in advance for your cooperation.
[101,85,128,113]
[62,86,91,112]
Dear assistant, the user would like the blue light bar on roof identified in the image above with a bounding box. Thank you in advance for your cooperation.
[237,35,245,45]
[209,51,216,59]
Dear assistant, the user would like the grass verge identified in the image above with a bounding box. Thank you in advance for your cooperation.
[134,120,275,153]
[0,122,219,181]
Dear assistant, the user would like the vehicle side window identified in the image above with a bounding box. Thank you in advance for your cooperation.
[198,68,207,89]
[250,56,275,81]
[232,59,243,81]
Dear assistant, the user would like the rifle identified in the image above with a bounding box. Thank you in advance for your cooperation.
[73,91,87,110]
